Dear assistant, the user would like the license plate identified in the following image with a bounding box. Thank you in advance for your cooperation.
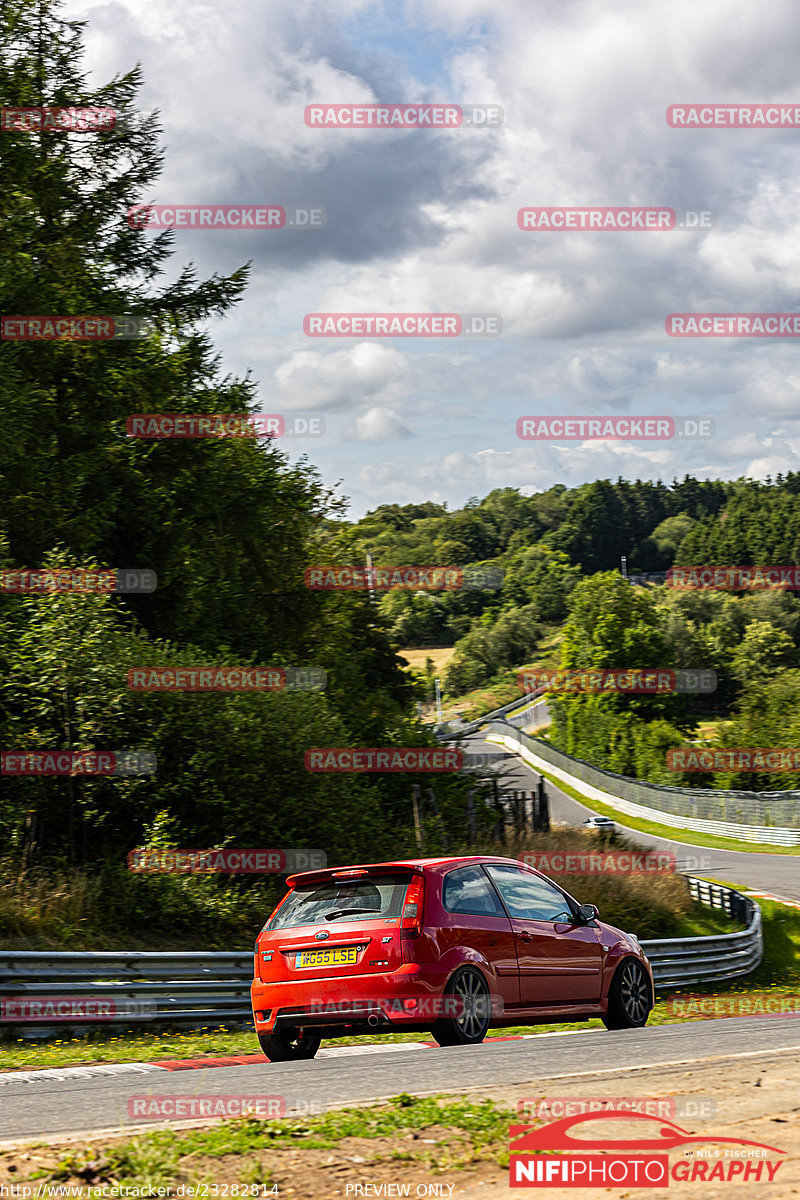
[296,947,358,968]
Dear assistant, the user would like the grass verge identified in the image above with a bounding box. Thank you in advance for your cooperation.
[2,1094,518,1194]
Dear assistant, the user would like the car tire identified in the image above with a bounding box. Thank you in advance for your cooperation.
[258,1027,322,1061]
[431,966,491,1046]
[602,958,652,1029]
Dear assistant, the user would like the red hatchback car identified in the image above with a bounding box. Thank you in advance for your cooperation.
[251,855,654,1061]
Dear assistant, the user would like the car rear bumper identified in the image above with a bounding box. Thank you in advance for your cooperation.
[251,964,450,1032]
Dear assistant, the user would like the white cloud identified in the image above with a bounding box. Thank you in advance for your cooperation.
[349,407,411,441]
[62,0,800,513]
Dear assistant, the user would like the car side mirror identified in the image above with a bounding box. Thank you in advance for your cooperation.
[577,903,599,923]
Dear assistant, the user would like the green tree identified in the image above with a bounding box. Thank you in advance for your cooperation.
[550,573,693,763]
[0,2,450,876]
[0,0,329,659]
[730,620,795,685]
[502,546,580,620]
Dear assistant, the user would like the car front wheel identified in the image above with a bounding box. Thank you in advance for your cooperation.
[431,966,491,1046]
[602,958,652,1029]
[258,1026,322,1061]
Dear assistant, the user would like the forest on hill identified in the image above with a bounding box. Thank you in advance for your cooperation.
[334,478,800,792]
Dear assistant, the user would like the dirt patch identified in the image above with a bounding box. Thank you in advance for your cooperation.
[397,647,456,674]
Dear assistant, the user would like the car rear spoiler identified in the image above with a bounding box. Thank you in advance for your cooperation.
[285,862,424,888]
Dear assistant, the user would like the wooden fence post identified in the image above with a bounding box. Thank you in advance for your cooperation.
[411,784,423,849]
[427,788,451,853]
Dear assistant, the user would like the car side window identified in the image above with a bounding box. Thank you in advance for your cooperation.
[485,865,574,922]
[442,865,506,916]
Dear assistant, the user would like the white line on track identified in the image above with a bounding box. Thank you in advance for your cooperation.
[0,1061,168,1085]
[0,1042,432,1085]
[743,891,800,908]
[318,1041,430,1057]
[0,1031,594,1085]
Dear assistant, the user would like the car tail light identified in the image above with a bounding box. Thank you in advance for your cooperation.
[401,873,425,939]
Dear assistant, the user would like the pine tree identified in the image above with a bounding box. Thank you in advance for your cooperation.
[0,0,326,656]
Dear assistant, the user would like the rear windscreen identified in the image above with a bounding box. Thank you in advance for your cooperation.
[266,874,410,930]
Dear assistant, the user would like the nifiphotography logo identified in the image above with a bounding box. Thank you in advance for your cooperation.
[509,1110,785,1187]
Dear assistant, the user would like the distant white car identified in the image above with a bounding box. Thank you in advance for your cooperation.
[583,816,616,831]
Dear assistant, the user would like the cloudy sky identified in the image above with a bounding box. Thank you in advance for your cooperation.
[67,0,800,517]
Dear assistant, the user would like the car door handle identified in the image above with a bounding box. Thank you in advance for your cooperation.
[517,931,533,942]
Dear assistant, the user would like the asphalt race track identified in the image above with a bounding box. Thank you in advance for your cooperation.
[2,1019,800,1142]
[464,729,800,902]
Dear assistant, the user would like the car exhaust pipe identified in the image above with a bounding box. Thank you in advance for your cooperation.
[368,1013,381,1028]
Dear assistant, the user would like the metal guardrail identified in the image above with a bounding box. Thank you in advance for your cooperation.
[627,572,668,586]
[0,881,761,1038]
[442,682,800,834]
[0,951,254,1039]
[480,719,800,839]
[435,687,548,738]
[640,878,762,988]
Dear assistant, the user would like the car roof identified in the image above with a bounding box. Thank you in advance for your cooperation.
[285,854,538,888]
